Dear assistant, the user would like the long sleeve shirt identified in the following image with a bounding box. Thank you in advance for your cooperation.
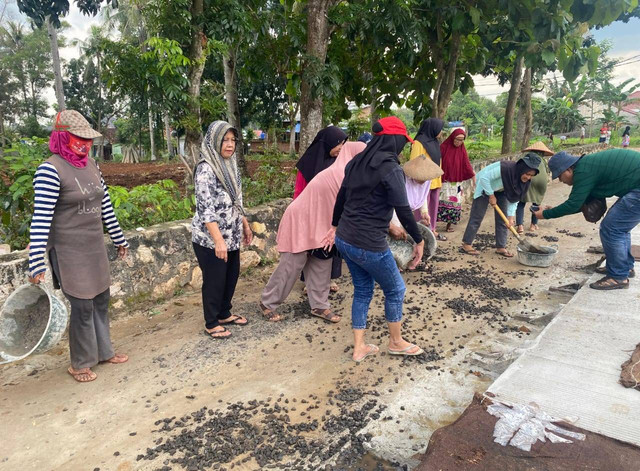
[191,162,243,250]
[333,166,422,251]
[543,149,640,220]
[28,162,128,277]
[473,162,517,217]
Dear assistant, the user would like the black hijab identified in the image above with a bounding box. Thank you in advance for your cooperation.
[342,123,408,207]
[414,118,444,166]
[295,126,347,183]
[622,126,631,137]
[499,153,541,203]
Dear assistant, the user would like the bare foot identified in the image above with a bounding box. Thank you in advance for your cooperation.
[330,282,339,293]
[67,367,97,383]
[529,224,538,231]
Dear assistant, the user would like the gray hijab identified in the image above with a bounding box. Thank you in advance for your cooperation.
[197,120,244,215]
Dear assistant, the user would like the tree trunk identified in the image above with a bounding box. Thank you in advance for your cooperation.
[433,32,462,119]
[501,56,524,154]
[288,99,299,155]
[370,84,378,126]
[47,17,65,110]
[516,67,533,151]
[223,47,245,174]
[163,111,174,157]
[147,93,156,161]
[183,0,206,176]
[299,0,334,154]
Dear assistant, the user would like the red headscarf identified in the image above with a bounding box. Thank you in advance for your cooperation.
[440,129,474,183]
[49,131,88,168]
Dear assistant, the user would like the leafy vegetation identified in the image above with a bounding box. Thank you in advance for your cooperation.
[243,149,296,208]
[0,138,48,250]
[109,180,194,230]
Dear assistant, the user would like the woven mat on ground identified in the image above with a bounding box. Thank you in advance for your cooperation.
[416,393,640,471]
[620,343,640,391]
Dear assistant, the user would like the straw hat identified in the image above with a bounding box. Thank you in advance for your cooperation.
[403,154,444,182]
[523,141,553,156]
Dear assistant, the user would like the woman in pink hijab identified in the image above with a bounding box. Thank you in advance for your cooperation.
[260,141,366,323]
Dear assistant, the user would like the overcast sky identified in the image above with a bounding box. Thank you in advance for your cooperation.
[4,1,640,107]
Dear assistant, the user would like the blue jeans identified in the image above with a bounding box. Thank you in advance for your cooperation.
[600,189,640,280]
[335,236,405,329]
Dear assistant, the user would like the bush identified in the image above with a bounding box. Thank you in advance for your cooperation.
[0,138,49,250]
[244,149,296,207]
[109,179,195,230]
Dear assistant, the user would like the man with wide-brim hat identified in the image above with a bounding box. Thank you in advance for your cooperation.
[515,142,554,233]
[534,149,640,290]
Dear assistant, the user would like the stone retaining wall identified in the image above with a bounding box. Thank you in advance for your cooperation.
[0,143,607,316]
[0,199,290,317]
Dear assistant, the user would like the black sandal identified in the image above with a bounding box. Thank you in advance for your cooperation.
[589,276,629,290]
[203,327,232,339]
[219,314,248,326]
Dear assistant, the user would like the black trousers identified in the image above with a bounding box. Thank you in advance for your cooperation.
[192,243,240,329]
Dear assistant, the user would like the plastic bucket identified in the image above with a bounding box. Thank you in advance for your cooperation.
[516,244,559,268]
[0,284,68,364]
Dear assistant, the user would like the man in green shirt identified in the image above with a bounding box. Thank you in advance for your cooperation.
[534,149,640,290]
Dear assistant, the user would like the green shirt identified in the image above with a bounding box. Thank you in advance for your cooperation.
[543,149,640,220]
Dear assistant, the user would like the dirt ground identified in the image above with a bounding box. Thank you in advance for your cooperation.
[99,158,296,192]
[0,180,606,471]
[100,162,188,190]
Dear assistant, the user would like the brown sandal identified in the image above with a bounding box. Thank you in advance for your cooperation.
[68,367,97,383]
[102,353,128,364]
[496,249,514,258]
[310,308,341,323]
[259,302,282,322]
[459,246,480,256]
[589,276,629,290]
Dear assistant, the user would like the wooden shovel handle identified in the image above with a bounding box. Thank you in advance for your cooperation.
[492,204,521,239]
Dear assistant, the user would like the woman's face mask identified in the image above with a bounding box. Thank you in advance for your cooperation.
[69,134,92,156]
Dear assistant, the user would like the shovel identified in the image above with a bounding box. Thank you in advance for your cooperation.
[492,204,553,254]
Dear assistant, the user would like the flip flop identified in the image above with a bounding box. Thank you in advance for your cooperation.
[203,327,232,339]
[354,344,379,363]
[459,247,480,256]
[495,249,514,258]
[219,314,248,326]
[67,367,97,383]
[310,308,341,323]
[102,353,128,364]
[388,344,424,356]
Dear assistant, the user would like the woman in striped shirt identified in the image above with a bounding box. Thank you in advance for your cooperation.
[28,110,129,383]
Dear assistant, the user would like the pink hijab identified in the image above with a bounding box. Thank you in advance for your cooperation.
[277,141,366,253]
[49,131,88,168]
